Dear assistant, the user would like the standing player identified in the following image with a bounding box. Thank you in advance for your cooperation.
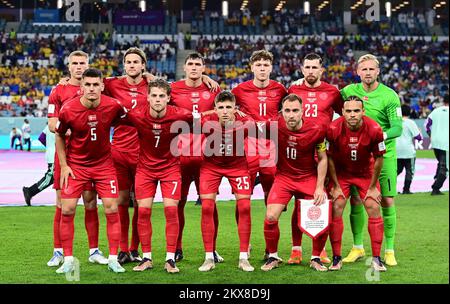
[198,91,255,272]
[102,47,149,264]
[55,68,125,273]
[326,96,386,272]
[126,79,195,274]
[261,94,329,272]
[341,54,403,266]
[169,52,222,263]
[286,53,344,265]
[231,50,287,204]
[47,51,107,268]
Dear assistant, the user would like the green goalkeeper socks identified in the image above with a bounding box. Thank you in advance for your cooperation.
[349,203,366,247]
[382,206,397,251]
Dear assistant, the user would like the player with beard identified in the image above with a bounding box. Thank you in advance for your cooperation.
[286,53,344,265]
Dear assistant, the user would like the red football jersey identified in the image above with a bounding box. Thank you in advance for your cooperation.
[56,95,125,167]
[326,116,386,176]
[103,77,148,154]
[272,115,327,179]
[202,113,255,168]
[232,80,287,122]
[170,80,219,113]
[288,81,344,129]
[47,84,82,118]
[126,105,194,174]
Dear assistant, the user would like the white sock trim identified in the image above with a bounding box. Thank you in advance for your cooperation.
[108,255,118,262]
[311,255,320,260]
[268,252,279,259]
[206,252,214,260]
[292,246,302,251]
[64,256,74,263]
[385,249,395,253]
[143,252,152,260]
[89,248,99,255]
[166,252,175,261]
[54,248,63,254]
[239,252,248,260]
[353,245,364,249]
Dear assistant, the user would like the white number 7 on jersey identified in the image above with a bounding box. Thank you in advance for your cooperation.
[155,135,160,147]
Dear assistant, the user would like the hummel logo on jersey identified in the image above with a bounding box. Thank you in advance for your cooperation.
[129,92,138,98]
[88,115,97,121]
[258,97,267,102]
[307,98,316,103]
[350,137,358,143]
[348,143,358,149]
[191,98,200,103]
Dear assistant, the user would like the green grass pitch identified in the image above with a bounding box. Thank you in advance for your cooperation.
[0,192,447,284]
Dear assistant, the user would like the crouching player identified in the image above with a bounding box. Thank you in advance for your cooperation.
[326,96,386,272]
[262,94,329,272]
[198,91,255,272]
[55,68,126,274]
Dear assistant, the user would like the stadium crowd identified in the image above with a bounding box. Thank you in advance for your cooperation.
[0,31,176,117]
[196,34,449,118]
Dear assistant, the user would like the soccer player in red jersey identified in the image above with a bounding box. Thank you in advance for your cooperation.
[198,91,255,272]
[102,47,149,264]
[286,53,344,265]
[126,79,195,274]
[261,94,329,272]
[169,52,222,263]
[47,51,107,268]
[326,96,386,272]
[55,68,126,274]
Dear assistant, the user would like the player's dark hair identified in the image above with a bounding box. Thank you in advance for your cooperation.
[281,94,303,106]
[344,95,364,108]
[184,52,205,65]
[148,78,171,95]
[214,91,236,105]
[401,104,411,117]
[82,68,103,79]
[249,50,274,64]
[302,53,323,65]
[123,47,147,66]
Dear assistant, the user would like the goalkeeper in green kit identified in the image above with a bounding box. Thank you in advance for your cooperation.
[340,54,402,266]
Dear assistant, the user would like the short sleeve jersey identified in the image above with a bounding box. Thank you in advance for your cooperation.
[126,105,193,174]
[170,80,219,114]
[232,80,287,122]
[326,116,386,176]
[56,95,125,167]
[396,118,421,159]
[274,116,327,180]
[288,81,344,130]
[103,77,148,154]
[47,84,82,118]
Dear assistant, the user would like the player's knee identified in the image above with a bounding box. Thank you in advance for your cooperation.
[364,203,381,218]
[350,195,363,205]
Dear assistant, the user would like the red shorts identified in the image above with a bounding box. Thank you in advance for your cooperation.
[267,174,317,205]
[180,156,202,198]
[200,164,252,196]
[245,137,277,193]
[61,163,118,199]
[336,174,380,199]
[134,168,181,200]
[54,153,95,192]
[111,149,138,192]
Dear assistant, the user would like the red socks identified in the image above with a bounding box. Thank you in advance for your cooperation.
[201,199,216,252]
[105,212,121,255]
[177,199,187,250]
[368,217,384,257]
[118,205,130,252]
[213,203,219,251]
[291,199,303,247]
[264,219,279,254]
[164,206,179,253]
[312,232,329,257]
[60,213,75,256]
[84,207,99,250]
[53,207,62,249]
[137,207,152,253]
[129,205,140,252]
[237,198,251,252]
[329,217,344,256]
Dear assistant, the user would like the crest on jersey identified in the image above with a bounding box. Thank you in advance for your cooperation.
[202,92,211,100]
[319,93,328,100]
[349,137,358,143]
[270,90,277,97]
[88,115,97,121]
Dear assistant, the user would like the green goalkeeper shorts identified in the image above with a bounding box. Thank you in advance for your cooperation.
[349,157,397,198]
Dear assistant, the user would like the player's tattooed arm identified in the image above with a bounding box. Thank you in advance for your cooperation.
[58,76,70,86]
[327,156,345,201]
[314,147,328,206]
[365,155,383,204]
[202,75,220,92]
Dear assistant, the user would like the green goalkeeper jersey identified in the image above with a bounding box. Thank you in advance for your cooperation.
[341,82,403,159]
